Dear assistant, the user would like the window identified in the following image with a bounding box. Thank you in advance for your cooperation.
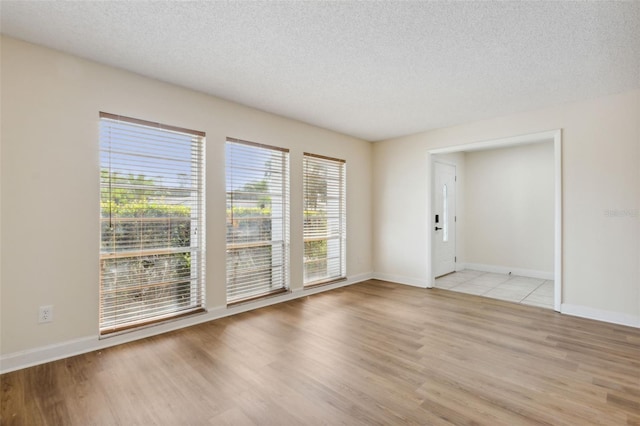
[303,153,346,285]
[225,138,289,303]
[99,113,205,335]
[443,184,448,242]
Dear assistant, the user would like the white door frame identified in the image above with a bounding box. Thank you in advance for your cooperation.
[425,129,562,312]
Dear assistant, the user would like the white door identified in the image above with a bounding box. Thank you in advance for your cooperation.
[433,161,456,277]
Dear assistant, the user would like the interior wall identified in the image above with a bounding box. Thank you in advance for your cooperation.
[0,36,373,356]
[637,92,640,326]
[372,89,640,325]
[464,142,554,274]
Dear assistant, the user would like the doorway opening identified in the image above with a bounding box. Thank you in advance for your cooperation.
[426,130,562,311]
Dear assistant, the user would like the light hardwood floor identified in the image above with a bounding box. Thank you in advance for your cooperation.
[2,280,639,425]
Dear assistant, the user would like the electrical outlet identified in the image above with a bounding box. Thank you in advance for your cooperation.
[39,305,53,323]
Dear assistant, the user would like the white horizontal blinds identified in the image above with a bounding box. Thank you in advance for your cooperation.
[226,138,290,303]
[99,112,205,335]
[303,153,346,285]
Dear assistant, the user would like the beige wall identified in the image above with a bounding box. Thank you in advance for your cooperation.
[0,37,373,356]
[464,142,554,273]
[373,89,640,322]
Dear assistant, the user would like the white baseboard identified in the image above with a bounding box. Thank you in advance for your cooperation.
[371,272,427,288]
[561,304,640,329]
[0,272,373,374]
[462,263,554,280]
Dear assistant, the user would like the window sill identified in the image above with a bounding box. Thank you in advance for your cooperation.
[226,288,290,307]
[303,277,347,289]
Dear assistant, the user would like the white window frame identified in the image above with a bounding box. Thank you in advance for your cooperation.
[99,112,205,335]
[303,153,346,286]
[225,138,290,304]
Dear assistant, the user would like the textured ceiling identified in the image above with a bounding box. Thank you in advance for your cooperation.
[1,1,639,141]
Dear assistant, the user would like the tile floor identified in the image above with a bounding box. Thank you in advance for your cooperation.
[434,269,554,309]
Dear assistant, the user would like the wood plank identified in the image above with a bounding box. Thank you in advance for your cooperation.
[1,279,639,424]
